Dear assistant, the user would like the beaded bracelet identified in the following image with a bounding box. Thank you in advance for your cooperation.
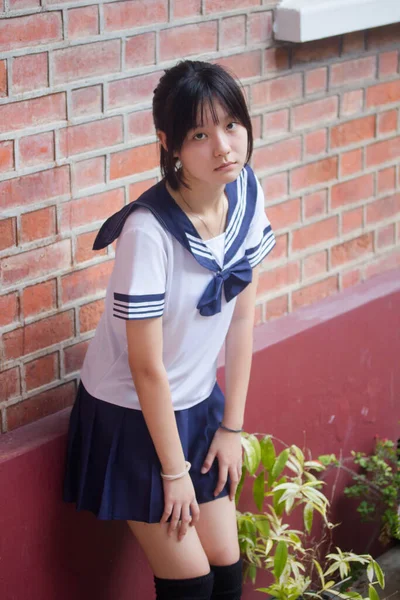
[219,422,243,433]
[160,461,191,481]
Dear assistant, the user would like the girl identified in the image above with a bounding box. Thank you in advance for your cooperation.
[63,60,275,600]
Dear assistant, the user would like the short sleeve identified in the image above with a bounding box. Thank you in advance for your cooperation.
[245,178,276,268]
[111,219,167,321]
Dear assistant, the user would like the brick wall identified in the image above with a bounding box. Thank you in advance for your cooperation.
[0,1,399,432]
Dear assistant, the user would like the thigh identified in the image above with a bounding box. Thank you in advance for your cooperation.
[127,520,210,579]
[196,495,240,566]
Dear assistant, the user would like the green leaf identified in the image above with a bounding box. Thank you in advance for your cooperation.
[235,465,246,505]
[242,434,261,476]
[369,585,380,600]
[261,435,276,471]
[253,471,265,511]
[271,448,290,481]
[304,502,314,534]
[254,515,270,538]
[248,563,257,584]
[372,560,385,589]
[313,559,325,588]
[367,563,374,583]
[274,540,288,579]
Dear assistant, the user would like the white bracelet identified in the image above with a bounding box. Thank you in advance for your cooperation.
[160,461,191,481]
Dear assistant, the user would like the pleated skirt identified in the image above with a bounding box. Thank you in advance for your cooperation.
[63,381,229,523]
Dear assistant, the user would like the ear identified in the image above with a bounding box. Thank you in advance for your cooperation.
[157,130,168,152]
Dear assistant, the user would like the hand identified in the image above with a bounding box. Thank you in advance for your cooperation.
[201,428,242,501]
[160,474,200,541]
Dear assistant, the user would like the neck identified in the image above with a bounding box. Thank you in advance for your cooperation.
[175,177,225,216]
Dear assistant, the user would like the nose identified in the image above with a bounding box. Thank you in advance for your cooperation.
[213,131,231,157]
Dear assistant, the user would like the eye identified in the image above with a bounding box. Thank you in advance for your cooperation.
[226,122,237,131]
[193,132,207,141]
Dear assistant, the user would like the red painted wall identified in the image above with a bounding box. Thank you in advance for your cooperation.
[0,269,399,600]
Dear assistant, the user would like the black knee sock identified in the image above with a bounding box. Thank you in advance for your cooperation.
[154,571,214,600]
[210,559,243,599]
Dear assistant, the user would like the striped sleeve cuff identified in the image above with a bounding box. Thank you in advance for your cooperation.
[245,225,276,268]
[113,292,165,320]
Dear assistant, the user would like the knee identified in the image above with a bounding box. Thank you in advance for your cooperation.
[210,558,243,599]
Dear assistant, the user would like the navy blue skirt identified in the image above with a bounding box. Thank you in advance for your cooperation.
[63,382,229,523]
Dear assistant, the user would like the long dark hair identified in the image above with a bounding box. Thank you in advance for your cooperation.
[152,60,253,189]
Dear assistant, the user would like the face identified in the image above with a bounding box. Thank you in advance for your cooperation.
[175,100,248,188]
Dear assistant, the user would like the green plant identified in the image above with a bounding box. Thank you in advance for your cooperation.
[236,433,385,600]
[319,436,400,545]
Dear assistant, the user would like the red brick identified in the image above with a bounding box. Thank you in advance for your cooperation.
[215,51,261,80]
[72,156,105,190]
[293,97,338,131]
[303,190,327,219]
[342,31,365,54]
[60,188,124,231]
[75,230,106,263]
[0,140,14,173]
[263,109,289,138]
[104,0,167,30]
[379,51,399,77]
[68,5,99,39]
[0,218,16,251]
[248,11,273,44]
[365,251,400,280]
[377,166,396,194]
[331,173,374,209]
[64,340,89,374]
[267,198,301,231]
[251,115,262,140]
[305,67,328,95]
[0,93,66,135]
[220,16,246,49]
[9,0,40,8]
[341,268,362,289]
[293,38,340,64]
[110,143,158,180]
[108,71,161,109]
[377,223,395,249]
[173,0,201,18]
[292,217,338,252]
[6,381,75,431]
[80,298,105,332]
[127,109,155,140]
[205,0,259,13]
[20,207,56,243]
[0,59,7,97]
[3,328,24,361]
[340,148,363,177]
[0,293,18,327]
[0,166,70,211]
[22,280,56,318]
[252,73,302,108]
[19,132,54,168]
[273,234,288,260]
[253,138,301,173]
[366,193,400,224]
[366,80,400,108]
[0,13,62,52]
[368,23,400,49]
[129,178,158,202]
[341,89,364,117]
[2,240,71,286]
[377,110,398,135]
[25,353,59,392]
[331,115,375,149]
[305,129,327,157]
[366,136,400,167]
[291,157,338,192]
[0,367,20,403]
[264,48,289,73]
[265,294,288,320]
[53,40,121,85]
[59,117,123,157]
[258,261,300,294]
[126,33,156,68]
[303,250,327,279]
[19,311,74,356]
[331,233,373,267]
[12,53,48,93]
[71,85,102,117]
[254,303,263,326]
[62,262,113,303]
[330,57,376,88]
[262,173,288,203]
[292,276,338,310]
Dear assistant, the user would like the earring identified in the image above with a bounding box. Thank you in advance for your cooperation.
[175,159,182,170]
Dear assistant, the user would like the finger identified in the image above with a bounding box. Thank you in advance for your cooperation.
[178,504,191,541]
[168,504,181,537]
[160,503,173,525]
[201,450,216,474]
[190,500,200,526]
[229,466,240,501]
[237,464,242,482]
[214,464,228,497]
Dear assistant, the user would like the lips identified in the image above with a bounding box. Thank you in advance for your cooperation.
[215,161,236,171]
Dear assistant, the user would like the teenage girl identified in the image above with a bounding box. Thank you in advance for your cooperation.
[63,60,275,600]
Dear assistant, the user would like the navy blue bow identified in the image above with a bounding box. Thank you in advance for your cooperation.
[197,256,253,317]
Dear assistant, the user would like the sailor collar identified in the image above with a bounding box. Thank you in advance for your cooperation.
[94,165,258,316]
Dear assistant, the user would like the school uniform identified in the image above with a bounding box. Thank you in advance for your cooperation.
[63,164,275,523]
